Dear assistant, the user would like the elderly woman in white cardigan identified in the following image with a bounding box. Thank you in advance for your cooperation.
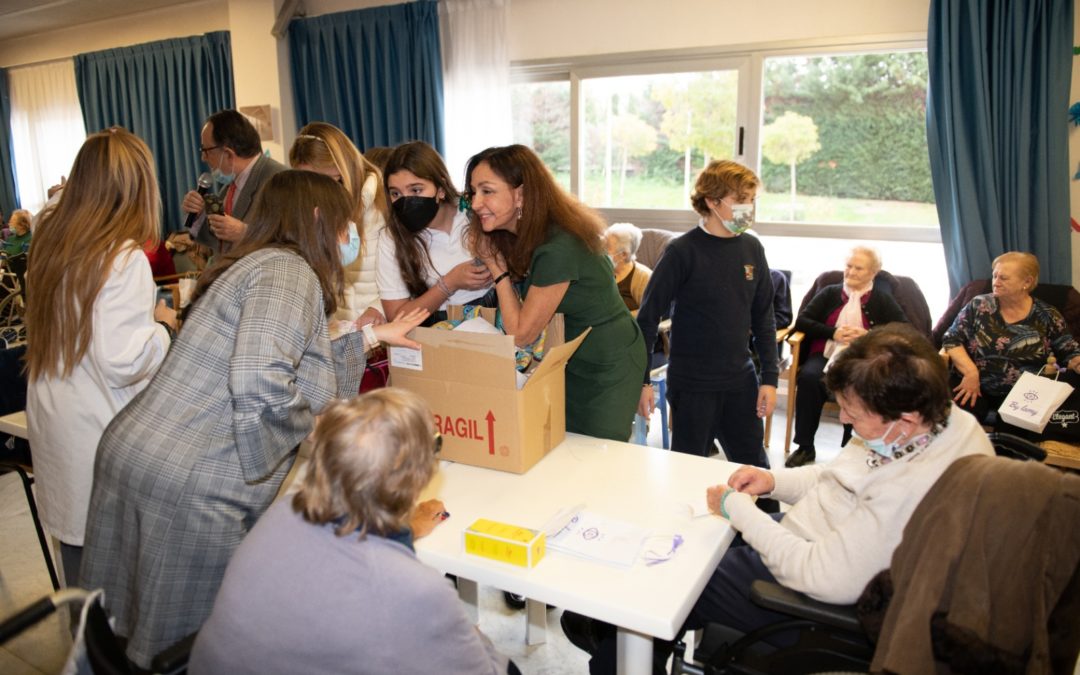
[567,324,994,674]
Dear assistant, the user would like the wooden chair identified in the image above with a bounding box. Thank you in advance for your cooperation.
[763,269,794,449]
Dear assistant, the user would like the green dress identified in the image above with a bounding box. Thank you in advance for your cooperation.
[524,228,647,441]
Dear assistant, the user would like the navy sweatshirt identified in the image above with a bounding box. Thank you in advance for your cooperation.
[636,226,778,391]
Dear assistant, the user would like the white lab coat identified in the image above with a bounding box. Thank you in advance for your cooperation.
[27,243,169,545]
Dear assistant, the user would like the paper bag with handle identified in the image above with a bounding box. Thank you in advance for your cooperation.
[997,370,1074,433]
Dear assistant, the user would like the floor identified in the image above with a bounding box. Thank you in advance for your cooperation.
[0,394,1037,675]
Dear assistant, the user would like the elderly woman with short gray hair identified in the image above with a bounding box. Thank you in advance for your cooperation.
[604,222,652,315]
[190,389,517,675]
[786,246,908,467]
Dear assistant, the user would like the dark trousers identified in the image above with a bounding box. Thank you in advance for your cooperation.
[589,515,789,675]
[668,371,769,468]
[793,354,828,449]
[60,542,83,630]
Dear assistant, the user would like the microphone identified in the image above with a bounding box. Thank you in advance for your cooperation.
[184,172,214,230]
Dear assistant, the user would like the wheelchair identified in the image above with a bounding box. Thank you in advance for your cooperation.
[671,432,1053,675]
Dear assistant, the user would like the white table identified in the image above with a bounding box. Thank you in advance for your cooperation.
[416,433,739,675]
[0,410,27,439]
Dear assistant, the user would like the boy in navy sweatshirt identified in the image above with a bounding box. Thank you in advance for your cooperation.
[635,160,777,467]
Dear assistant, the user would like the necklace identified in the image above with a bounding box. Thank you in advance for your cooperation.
[866,417,949,469]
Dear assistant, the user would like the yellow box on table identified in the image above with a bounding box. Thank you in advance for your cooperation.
[463,518,545,567]
[388,307,587,473]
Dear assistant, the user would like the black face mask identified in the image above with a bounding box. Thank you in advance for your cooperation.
[393,196,440,233]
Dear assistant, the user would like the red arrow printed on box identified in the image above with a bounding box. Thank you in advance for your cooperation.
[486,410,496,454]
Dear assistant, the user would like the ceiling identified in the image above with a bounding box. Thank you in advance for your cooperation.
[0,0,185,42]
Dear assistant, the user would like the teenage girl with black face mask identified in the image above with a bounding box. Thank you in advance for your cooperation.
[376,142,492,323]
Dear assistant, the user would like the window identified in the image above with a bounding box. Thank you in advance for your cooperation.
[580,70,740,209]
[8,60,87,214]
[511,80,570,190]
[511,41,948,321]
[759,52,936,229]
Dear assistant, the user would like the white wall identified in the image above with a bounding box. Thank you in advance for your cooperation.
[0,1,228,67]
[506,0,928,60]
[0,0,933,165]
[301,0,931,61]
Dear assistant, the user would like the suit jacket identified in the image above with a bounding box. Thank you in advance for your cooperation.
[193,154,287,252]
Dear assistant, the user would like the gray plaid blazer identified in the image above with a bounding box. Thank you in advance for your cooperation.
[80,248,364,667]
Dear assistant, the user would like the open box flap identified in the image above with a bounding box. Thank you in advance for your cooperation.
[394,327,518,389]
[524,327,591,387]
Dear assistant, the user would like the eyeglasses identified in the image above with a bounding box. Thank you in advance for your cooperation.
[433,432,443,455]
[200,145,221,156]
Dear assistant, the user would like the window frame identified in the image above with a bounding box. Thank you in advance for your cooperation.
[511,34,937,244]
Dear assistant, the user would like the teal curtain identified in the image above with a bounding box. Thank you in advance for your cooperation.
[927,0,1074,292]
[289,0,444,153]
[74,31,234,233]
[0,68,18,216]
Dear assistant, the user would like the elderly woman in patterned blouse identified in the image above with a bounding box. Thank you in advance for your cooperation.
[942,251,1080,425]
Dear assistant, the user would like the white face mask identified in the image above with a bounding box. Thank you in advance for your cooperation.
[720,202,755,235]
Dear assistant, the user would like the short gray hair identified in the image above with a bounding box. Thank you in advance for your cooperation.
[606,222,643,259]
[849,246,882,274]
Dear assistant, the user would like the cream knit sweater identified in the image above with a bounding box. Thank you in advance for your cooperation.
[724,406,994,603]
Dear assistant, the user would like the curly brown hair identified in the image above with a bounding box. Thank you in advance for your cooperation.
[690,160,760,217]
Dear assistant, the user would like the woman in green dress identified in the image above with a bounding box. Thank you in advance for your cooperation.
[465,144,646,441]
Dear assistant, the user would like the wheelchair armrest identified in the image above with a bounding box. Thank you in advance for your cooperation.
[985,432,1047,462]
[749,580,862,634]
[151,631,199,674]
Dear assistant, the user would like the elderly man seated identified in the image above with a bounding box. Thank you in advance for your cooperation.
[564,323,995,674]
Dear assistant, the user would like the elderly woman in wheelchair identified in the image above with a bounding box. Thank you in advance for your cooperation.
[565,324,995,674]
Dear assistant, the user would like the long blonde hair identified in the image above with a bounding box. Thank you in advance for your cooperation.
[25,128,160,381]
[290,122,388,232]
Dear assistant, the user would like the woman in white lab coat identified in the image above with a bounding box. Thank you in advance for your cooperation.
[24,127,175,586]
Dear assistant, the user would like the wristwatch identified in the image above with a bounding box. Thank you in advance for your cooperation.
[362,323,379,350]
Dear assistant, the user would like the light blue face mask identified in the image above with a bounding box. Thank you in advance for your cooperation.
[211,152,235,187]
[856,422,900,458]
[339,222,361,267]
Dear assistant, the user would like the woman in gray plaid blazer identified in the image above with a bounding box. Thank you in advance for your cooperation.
[80,171,427,668]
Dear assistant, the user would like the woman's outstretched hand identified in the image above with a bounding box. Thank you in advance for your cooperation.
[373,308,429,349]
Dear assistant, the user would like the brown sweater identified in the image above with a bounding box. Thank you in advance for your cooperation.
[865,455,1080,674]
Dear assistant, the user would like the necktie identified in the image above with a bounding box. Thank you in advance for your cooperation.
[224,183,237,216]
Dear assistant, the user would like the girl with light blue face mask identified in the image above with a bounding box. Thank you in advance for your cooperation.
[339,221,361,267]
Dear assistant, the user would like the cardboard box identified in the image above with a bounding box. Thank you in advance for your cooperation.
[388,310,588,473]
[464,518,545,568]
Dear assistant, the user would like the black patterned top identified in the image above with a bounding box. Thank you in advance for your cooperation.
[941,293,1080,397]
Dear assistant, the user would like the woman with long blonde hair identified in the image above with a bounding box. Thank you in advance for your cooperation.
[25,127,176,586]
[290,122,388,326]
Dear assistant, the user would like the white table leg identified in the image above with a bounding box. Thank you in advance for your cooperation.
[616,626,653,675]
[525,598,547,645]
[457,578,479,624]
